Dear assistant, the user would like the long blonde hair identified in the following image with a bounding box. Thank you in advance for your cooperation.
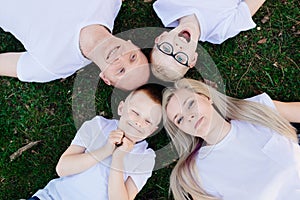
[162,78,297,200]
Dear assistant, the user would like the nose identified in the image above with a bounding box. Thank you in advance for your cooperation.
[113,53,130,65]
[188,113,195,121]
[134,117,144,127]
[175,43,183,50]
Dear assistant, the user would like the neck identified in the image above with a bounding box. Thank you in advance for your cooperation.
[204,111,231,146]
[79,24,112,59]
[178,14,201,40]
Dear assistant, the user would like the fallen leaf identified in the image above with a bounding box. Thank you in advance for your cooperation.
[261,15,270,24]
[144,0,153,2]
[257,38,267,44]
[10,141,41,161]
[273,62,279,68]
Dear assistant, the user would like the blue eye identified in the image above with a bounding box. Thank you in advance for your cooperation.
[177,56,183,62]
[162,46,171,53]
[175,53,188,64]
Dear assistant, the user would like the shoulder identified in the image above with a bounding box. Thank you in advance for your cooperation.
[83,115,118,129]
[245,93,276,109]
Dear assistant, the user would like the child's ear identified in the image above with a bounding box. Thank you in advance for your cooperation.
[189,52,198,68]
[154,31,168,44]
[99,72,111,85]
[117,101,125,116]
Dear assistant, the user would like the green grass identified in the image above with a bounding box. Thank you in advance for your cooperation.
[0,0,299,199]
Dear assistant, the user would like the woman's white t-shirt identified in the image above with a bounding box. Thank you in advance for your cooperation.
[196,93,300,200]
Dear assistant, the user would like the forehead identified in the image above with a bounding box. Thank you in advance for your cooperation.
[127,91,162,120]
[169,89,194,104]
[127,91,155,106]
[166,89,194,115]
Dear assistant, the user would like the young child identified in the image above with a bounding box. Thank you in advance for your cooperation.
[151,0,265,81]
[27,83,164,200]
[0,0,149,90]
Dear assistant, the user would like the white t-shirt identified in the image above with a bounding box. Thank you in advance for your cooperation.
[0,0,121,82]
[33,116,155,200]
[196,93,300,200]
[153,0,256,44]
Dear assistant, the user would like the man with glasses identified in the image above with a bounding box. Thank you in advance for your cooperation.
[0,0,150,91]
[150,0,265,82]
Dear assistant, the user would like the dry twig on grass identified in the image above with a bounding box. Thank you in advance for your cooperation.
[10,141,41,161]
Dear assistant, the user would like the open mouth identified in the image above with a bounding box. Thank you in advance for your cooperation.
[178,30,191,43]
[106,46,121,60]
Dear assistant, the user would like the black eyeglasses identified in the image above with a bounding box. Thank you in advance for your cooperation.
[156,42,189,67]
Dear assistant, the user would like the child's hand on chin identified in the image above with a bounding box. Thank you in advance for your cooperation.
[106,129,125,154]
[113,136,135,158]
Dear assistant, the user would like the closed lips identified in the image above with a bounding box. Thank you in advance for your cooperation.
[194,117,203,129]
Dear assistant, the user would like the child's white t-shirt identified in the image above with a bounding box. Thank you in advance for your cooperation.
[196,93,300,199]
[0,0,121,82]
[153,0,256,44]
[33,116,155,200]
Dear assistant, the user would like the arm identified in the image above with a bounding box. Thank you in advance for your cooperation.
[56,129,124,177]
[244,0,266,16]
[56,143,113,177]
[0,52,23,77]
[273,100,300,123]
[108,137,138,200]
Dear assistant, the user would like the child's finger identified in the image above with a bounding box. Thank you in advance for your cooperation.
[108,130,125,146]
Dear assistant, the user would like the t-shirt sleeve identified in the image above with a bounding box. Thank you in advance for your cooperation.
[71,116,104,148]
[153,0,256,44]
[17,52,61,82]
[245,93,276,110]
[127,150,156,192]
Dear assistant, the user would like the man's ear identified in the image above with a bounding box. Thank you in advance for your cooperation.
[154,31,168,44]
[189,52,198,68]
[117,101,125,116]
[99,72,111,85]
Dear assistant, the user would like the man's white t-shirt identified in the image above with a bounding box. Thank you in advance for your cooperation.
[196,93,300,200]
[153,0,256,44]
[33,116,155,200]
[0,0,122,82]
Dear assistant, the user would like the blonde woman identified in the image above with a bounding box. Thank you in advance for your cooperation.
[162,78,300,200]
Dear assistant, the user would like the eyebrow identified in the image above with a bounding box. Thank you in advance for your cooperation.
[172,97,189,123]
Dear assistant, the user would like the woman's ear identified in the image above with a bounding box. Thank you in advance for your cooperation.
[99,72,111,85]
[117,101,125,116]
[189,52,198,68]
